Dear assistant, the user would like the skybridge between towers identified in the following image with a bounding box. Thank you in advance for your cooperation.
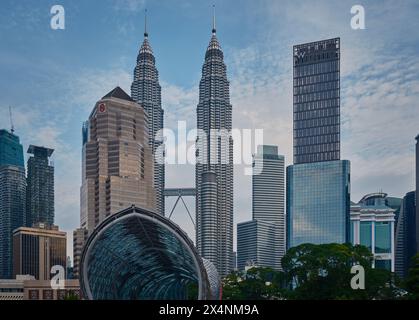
[164,188,196,227]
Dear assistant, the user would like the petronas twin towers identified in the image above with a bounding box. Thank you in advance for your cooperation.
[131,11,233,277]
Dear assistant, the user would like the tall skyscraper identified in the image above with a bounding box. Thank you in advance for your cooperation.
[293,38,340,164]
[26,145,54,227]
[395,191,416,278]
[195,13,234,277]
[13,224,66,280]
[253,146,285,224]
[237,145,285,271]
[0,130,24,168]
[80,86,156,231]
[287,38,351,249]
[0,129,26,279]
[131,13,165,215]
[75,87,156,277]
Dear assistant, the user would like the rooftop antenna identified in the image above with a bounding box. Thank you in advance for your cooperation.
[212,4,216,34]
[144,9,148,38]
[9,106,15,134]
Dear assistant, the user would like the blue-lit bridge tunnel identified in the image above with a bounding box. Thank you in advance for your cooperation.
[80,206,219,300]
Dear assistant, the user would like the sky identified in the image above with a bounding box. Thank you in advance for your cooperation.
[0,0,418,259]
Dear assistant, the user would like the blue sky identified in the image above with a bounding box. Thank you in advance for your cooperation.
[1,0,418,257]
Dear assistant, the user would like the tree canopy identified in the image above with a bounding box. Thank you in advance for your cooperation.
[223,243,404,300]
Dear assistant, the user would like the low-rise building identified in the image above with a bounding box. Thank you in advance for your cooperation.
[350,192,395,272]
[23,279,80,300]
[0,275,35,300]
[13,223,66,280]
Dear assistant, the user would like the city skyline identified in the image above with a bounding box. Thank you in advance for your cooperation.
[0,0,418,258]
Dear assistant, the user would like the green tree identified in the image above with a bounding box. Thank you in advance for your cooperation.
[222,268,287,300]
[281,243,399,300]
[63,291,80,300]
[223,243,402,300]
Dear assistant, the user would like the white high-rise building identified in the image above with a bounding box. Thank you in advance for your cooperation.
[253,145,285,224]
[237,145,285,271]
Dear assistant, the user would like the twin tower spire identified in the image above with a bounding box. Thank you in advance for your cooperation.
[144,9,148,38]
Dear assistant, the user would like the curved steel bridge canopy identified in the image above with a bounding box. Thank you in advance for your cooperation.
[80,206,212,300]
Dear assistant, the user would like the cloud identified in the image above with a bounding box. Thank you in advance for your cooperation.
[0,2,44,32]
[66,68,132,111]
[341,53,419,198]
[161,82,197,130]
[112,0,146,12]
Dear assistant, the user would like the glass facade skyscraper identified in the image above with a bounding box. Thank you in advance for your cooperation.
[286,160,350,248]
[0,129,26,279]
[26,145,55,227]
[287,38,350,249]
[237,220,282,271]
[395,191,416,278]
[0,130,24,167]
[293,38,340,165]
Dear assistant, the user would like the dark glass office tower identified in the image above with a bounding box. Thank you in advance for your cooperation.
[0,129,26,279]
[293,38,340,164]
[395,191,416,278]
[287,38,350,249]
[26,145,55,227]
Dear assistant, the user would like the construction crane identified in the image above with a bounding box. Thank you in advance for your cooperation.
[9,106,15,133]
